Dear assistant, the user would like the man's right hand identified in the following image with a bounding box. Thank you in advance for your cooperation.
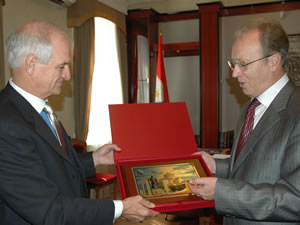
[121,195,159,223]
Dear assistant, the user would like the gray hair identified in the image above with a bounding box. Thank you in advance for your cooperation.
[5,22,68,69]
[234,18,289,66]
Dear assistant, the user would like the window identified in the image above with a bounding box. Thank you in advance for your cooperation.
[86,17,123,146]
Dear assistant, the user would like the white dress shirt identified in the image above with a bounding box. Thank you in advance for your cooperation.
[254,74,289,129]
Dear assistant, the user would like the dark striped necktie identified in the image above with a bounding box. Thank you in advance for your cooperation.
[235,98,261,161]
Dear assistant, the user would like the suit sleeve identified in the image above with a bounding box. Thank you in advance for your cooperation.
[76,151,97,178]
[215,158,230,178]
[214,119,300,222]
[64,129,96,179]
[0,118,115,225]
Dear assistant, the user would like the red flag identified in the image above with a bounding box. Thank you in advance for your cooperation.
[155,34,169,103]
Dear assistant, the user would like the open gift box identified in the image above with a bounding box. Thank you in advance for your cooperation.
[109,102,215,212]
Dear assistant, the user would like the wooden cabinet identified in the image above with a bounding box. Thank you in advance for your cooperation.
[126,9,159,103]
[126,3,221,148]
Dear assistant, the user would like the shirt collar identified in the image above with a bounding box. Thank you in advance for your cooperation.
[256,74,289,108]
[9,78,46,114]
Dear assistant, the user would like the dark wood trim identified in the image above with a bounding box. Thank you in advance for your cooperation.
[154,42,200,57]
[127,9,159,20]
[199,3,220,149]
[221,1,300,17]
[198,3,222,13]
[158,11,199,22]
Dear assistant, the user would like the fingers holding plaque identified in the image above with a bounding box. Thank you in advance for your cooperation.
[121,158,208,205]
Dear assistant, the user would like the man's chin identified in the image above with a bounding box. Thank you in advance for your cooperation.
[241,88,251,97]
[52,89,62,96]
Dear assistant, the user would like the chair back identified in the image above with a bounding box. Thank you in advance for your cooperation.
[71,138,87,153]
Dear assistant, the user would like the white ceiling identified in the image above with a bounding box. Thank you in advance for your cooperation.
[128,0,283,14]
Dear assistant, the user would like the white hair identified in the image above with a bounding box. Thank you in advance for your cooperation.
[5,22,68,69]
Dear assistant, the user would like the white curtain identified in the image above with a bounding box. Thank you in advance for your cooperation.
[136,35,150,103]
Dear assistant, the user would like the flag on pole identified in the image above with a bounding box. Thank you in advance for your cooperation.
[155,34,169,103]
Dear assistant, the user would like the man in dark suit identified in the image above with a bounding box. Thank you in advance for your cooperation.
[189,18,300,224]
[0,21,158,225]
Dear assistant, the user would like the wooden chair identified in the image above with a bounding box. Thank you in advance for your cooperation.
[71,138,118,199]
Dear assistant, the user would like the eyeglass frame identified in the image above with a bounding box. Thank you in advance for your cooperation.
[227,54,275,71]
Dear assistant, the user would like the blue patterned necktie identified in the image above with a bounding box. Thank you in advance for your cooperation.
[40,109,58,139]
[40,104,67,152]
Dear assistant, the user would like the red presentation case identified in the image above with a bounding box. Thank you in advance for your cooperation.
[109,102,215,212]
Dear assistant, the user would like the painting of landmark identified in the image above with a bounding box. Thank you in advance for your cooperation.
[132,163,200,198]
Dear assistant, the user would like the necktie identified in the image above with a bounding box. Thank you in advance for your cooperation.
[42,104,67,152]
[235,98,260,161]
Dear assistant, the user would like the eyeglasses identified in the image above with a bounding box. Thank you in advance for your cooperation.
[228,54,273,71]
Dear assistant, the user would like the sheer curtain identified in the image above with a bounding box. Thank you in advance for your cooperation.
[73,19,95,141]
[136,35,149,103]
[86,18,125,180]
[116,26,128,104]
[68,0,127,141]
[86,17,123,146]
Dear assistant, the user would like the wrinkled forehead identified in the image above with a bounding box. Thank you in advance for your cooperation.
[48,34,71,62]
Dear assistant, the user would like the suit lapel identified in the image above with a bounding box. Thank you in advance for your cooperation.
[4,83,74,165]
[34,114,71,159]
[230,81,295,176]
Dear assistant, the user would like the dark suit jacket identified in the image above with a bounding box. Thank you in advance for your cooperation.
[214,81,300,225]
[0,83,115,225]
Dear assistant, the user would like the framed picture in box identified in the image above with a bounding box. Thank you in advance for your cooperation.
[120,158,207,205]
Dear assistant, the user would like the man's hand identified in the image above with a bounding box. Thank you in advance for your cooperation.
[188,177,217,201]
[92,144,121,166]
[121,195,159,223]
[193,151,216,174]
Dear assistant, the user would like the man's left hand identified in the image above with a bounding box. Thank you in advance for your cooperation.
[188,177,217,200]
[92,144,121,166]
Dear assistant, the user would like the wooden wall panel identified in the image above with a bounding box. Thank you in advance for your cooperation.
[126,10,158,103]
[199,3,220,148]
[221,1,300,17]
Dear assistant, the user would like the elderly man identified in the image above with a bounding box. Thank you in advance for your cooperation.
[0,21,158,225]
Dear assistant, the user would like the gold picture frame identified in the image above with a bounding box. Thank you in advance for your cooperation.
[120,158,208,204]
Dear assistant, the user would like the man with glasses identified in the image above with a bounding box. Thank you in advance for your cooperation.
[189,18,300,225]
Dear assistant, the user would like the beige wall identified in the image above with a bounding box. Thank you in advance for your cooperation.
[159,19,200,135]
[2,0,75,136]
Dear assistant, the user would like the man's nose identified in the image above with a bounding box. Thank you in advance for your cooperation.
[231,65,242,78]
[62,65,71,80]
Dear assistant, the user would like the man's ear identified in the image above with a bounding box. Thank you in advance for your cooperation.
[24,54,38,76]
[270,53,281,72]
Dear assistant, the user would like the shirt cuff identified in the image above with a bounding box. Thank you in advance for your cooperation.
[113,200,123,221]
